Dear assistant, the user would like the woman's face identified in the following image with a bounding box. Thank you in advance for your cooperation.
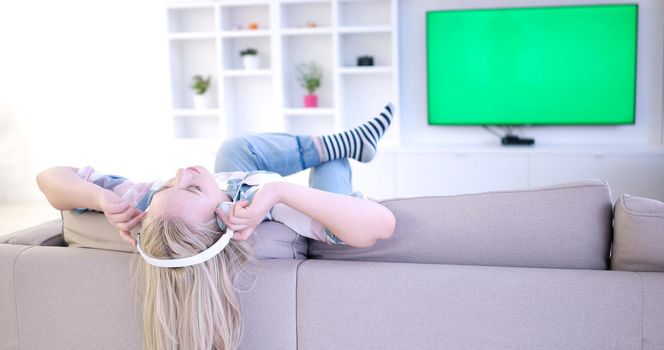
[147,166,224,224]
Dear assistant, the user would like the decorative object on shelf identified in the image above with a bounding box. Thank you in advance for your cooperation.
[357,55,374,66]
[296,61,322,108]
[191,75,213,109]
[306,21,317,28]
[248,22,258,30]
[240,48,259,70]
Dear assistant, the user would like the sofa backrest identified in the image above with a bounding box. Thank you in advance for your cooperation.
[0,243,302,350]
[309,179,613,270]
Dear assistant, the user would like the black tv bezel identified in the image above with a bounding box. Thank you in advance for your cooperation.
[424,3,639,127]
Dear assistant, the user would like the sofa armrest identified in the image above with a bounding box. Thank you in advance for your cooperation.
[0,219,65,247]
[611,194,664,272]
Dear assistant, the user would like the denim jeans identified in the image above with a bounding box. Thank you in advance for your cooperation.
[214,133,352,195]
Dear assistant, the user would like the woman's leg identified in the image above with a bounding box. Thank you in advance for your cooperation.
[214,133,320,175]
[317,102,394,163]
[215,103,394,193]
[308,159,352,195]
[215,133,351,194]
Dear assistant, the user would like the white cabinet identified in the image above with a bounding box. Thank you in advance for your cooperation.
[350,150,397,200]
[529,152,664,201]
[165,0,400,145]
[394,151,529,198]
[352,147,664,202]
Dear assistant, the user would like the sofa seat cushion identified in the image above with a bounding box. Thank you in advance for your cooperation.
[309,180,613,270]
[611,194,664,272]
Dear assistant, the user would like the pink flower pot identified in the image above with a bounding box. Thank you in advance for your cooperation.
[304,94,318,108]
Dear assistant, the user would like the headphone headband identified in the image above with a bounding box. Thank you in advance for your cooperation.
[136,230,234,268]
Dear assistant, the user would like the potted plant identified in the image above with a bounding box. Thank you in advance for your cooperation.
[240,48,259,70]
[295,61,322,108]
[191,75,213,109]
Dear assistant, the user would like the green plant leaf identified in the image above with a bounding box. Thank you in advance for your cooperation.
[295,61,323,94]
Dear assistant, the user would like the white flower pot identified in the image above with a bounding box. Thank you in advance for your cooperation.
[242,55,259,70]
[193,93,213,109]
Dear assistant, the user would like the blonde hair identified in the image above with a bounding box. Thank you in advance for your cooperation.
[133,216,254,350]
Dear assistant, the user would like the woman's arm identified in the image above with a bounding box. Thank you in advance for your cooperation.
[219,181,396,248]
[36,166,104,210]
[36,166,145,245]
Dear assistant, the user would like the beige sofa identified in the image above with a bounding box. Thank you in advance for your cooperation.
[2,179,663,349]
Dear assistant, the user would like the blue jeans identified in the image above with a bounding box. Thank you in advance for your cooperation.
[214,133,352,195]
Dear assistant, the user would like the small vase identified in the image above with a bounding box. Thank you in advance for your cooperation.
[242,55,259,70]
[193,93,213,109]
[303,94,318,108]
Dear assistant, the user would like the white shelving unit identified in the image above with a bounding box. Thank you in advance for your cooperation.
[161,0,664,202]
[165,0,399,145]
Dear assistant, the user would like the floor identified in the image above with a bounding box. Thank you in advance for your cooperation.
[0,202,61,236]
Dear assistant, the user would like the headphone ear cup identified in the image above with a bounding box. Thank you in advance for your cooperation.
[215,202,233,232]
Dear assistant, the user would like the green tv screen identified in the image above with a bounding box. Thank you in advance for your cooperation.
[426,4,638,125]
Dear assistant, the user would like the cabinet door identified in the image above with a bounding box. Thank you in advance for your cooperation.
[350,151,396,200]
[279,151,396,201]
[395,153,529,197]
[529,154,664,201]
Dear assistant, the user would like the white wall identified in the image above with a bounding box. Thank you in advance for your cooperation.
[1,0,663,203]
[0,0,176,202]
[398,0,664,147]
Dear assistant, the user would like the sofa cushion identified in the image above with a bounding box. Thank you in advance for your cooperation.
[308,179,613,270]
[0,219,65,246]
[611,194,664,272]
[62,211,131,252]
[62,210,307,259]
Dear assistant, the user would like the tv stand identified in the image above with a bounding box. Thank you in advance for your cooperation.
[482,126,535,146]
[502,134,535,146]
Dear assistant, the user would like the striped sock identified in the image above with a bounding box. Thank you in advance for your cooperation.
[318,103,395,163]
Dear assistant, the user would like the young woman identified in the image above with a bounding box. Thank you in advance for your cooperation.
[36,103,397,350]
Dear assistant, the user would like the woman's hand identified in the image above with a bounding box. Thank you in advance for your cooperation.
[97,189,146,246]
[215,184,278,241]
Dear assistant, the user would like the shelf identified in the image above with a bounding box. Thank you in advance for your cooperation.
[339,0,391,27]
[284,108,335,116]
[338,26,392,34]
[339,31,392,66]
[168,32,217,40]
[172,109,221,117]
[280,0,331,4]
[222,69,272,77]
[338,66,393,74]
[281,34,333,109]
[220,30,271,38]
[221,35,272,70]
[165,3,216,10]
[219,0,271,6]
[166,0,398,142]
[338,0,387,2]
[219,3,270,31]
[281,27,333,36]
[281,0,332,29]
[168,6,215,33]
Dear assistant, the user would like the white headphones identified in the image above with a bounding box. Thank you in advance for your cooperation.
[136,201,235,268]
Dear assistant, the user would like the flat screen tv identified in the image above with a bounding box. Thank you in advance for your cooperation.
[426,4,638,126]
